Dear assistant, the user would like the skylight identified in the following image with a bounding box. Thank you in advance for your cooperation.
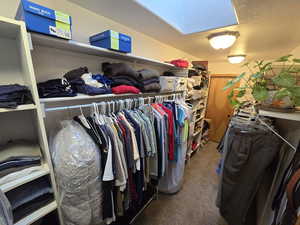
[134,0,239,34]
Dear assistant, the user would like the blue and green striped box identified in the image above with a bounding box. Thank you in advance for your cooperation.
[89,30,132,53]
[16,0,72,40]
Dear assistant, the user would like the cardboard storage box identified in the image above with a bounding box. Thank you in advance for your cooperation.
[16,0,72,39]
[89,30,132,53]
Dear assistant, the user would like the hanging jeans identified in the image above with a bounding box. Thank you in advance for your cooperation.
[220,127,281,225]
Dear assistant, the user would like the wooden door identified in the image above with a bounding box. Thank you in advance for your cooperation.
[206,75,238,142]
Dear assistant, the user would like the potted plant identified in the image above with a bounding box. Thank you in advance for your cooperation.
[223,54,300,111]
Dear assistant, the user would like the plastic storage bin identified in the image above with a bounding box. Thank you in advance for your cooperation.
[160,77,176,92]
[89,30,132,53]
[168,68,189,77]
[16,0,72,40]
[174,77,187,91]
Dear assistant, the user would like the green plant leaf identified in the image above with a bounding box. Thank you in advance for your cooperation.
[261,62,272,71]
[223,80,234,90]
[252,84,269,101]
[274,88,291,100]
[275,54,293,62]
[288,67,300,73]
[293,58,300,63]
[237,89,246,98]
[229,98,239,106]
[294,97,300,106]
[227,90,234,100]
[251,72,263,79]
[232,72,246,83]
[272,71,296,87]
[242,62,250,67]
[288,86,300,97]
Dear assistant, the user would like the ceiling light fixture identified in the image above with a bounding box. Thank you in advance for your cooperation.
[228,54,246,64]
[207,31,240,50]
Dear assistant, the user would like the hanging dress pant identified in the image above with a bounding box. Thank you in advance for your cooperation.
[220,127,281,225]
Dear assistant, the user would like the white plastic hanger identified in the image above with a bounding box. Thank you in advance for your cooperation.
[78,106,91,129]
[257,116,297,152]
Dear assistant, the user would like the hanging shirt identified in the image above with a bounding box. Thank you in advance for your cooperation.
[159,104,175,161]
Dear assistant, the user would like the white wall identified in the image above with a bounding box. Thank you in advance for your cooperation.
[0,0,199,63]
[290,45,300,58]
[209,61,245,75]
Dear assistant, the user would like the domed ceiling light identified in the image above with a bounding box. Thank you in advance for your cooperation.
[228,54,246,64]
[208,31,240,50]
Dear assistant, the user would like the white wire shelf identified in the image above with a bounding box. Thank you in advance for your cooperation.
[0,104,36,113]
[0,165,50,193]
[39,91,184,103]
[30,33,175,69]
[259,110,300,121]
[14,201,57,225]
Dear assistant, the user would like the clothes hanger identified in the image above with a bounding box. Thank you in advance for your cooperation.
[257,115,297,152]
[78,105,91,129]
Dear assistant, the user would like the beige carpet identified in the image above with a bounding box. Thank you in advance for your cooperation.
[133,142,227,225]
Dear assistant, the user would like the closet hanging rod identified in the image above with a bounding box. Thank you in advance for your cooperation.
[258,117,297,152]
[44,92,184,112]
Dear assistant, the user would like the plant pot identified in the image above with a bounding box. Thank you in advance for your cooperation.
[261,90,295,112]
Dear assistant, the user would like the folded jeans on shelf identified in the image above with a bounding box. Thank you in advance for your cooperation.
[13,193,53,223]
[0,84,33,108]
[6,176,53,211]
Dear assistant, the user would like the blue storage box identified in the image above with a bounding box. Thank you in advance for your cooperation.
[89,30,132,53]
[16,0,72,39]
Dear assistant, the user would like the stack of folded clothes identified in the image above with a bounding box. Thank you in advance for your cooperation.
[64,67,112,96]
[138,69,161,92]
[0,141,41,179]
[6,176,53,222]
[0,84,33,108]
[37,79,76,98]
[103,62,143,91]
[103,63,161,93]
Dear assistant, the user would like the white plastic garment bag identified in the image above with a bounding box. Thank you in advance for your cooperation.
[52,120,102,225]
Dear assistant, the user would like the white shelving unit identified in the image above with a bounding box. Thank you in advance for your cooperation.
[15,201,57,225]
[0,165,50,193]
[0,104,36,113]
[0,16,59,225]
[30,33,175,69]
[40,91,183,104]
[259,110,300,121]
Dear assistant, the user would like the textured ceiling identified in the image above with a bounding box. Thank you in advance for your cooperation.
[69,0,300,62]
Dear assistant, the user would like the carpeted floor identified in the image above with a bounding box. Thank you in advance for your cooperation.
[133,142,227,225]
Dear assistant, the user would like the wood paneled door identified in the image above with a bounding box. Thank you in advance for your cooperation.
[206,74,239,142]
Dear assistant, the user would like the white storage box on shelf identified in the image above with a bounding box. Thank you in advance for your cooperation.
[168,68,189,77]
[160,76,176,92]
[160,76,187,92]
[174,77,187,91]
